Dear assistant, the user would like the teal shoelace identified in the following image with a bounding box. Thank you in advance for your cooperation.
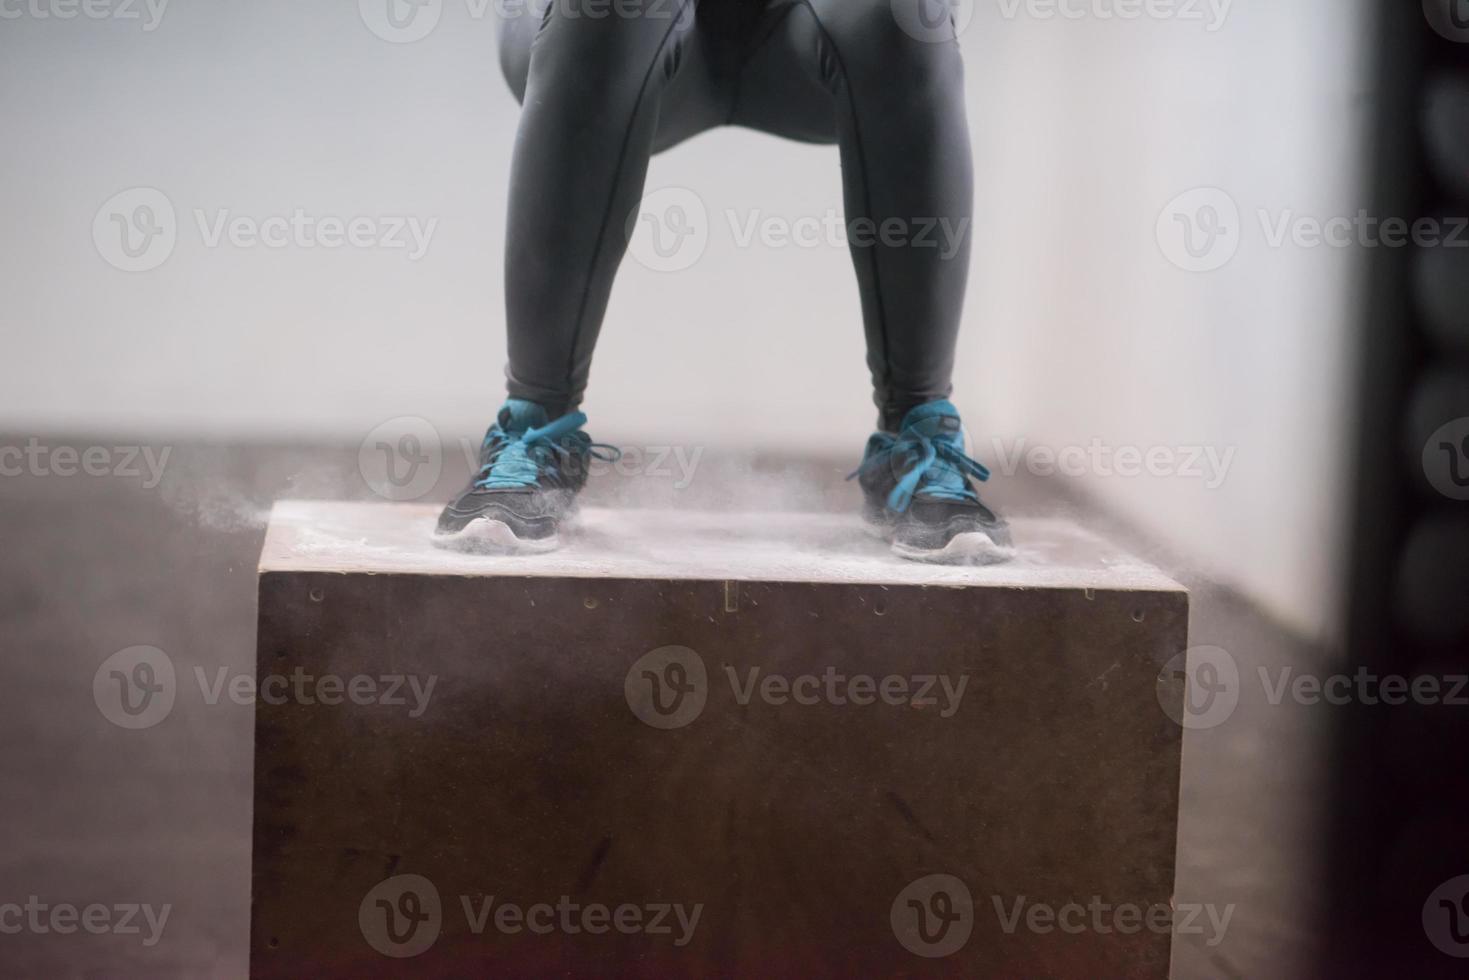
[473,411,620,490]
[849,427,992,512]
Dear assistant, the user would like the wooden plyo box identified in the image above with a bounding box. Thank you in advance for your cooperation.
[251,501,1188,978]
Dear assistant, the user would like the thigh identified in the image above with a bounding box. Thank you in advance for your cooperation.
[496,0,729,154]
[730,0,957,144]
[727,0,837,144]
[495,0,546,104]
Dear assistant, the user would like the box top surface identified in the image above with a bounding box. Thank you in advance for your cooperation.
[259,501,1185,593]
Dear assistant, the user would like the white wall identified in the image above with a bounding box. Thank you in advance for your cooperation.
[959,1,1370,642]
[0,0,1370,638]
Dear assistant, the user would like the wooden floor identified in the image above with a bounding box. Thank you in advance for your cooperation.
[0,439,1331,978]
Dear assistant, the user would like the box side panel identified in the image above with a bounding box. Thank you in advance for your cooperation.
[250,573,1186,978]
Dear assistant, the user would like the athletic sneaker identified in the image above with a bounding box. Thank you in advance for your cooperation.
[434,399,615,553]
[850,400,1015,565]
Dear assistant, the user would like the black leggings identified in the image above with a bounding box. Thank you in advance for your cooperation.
[498,0,973,431]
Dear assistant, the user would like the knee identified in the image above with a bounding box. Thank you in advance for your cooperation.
[820,0,964,92]
[527,0,692,96]
[498,0,553,103]
[885,0,964,46]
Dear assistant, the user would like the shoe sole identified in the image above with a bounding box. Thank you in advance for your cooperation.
[435,514,1009,562]
[891,530,1017,566]
[432,517,561,555]
[864,516,1016,566]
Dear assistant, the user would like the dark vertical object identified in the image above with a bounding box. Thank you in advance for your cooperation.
[1333,2,1469,975]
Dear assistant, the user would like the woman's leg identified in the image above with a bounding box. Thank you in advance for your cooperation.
[729,1,1009,564]
[733,0,975,432]
[496,0,720,417]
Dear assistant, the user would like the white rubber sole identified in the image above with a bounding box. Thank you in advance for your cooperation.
[864,517,1016,566]
[890,530,1017,566]
[432,517,561,555]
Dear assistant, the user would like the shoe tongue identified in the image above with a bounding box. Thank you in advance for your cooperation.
[900,400,964,445]
[896,400,978,503]
[497,398,549,435]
